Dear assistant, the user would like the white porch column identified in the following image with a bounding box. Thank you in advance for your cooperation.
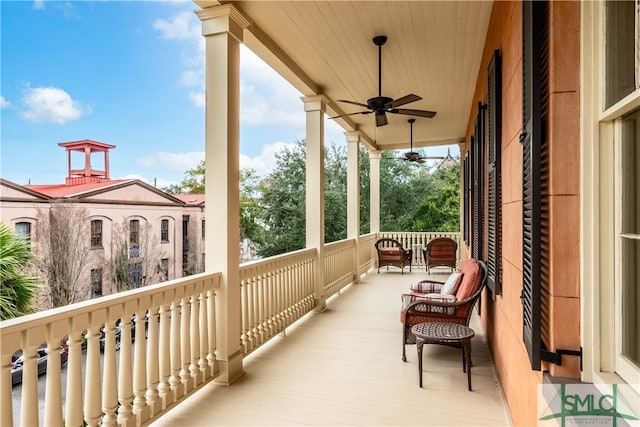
[302,95,328,312]
[346,131,361,283]
[196,4,247,385]
[369,150,381,234]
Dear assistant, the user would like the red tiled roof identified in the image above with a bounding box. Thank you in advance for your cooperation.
[173,194,205,205]
[26,180,131,198]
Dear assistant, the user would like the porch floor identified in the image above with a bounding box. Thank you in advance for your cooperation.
[150,267,511,426]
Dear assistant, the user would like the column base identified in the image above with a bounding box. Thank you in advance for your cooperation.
[214,350,244,385]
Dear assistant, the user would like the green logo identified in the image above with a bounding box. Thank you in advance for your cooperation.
[538,384,639,426]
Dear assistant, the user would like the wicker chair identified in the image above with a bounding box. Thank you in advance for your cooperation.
[400,259,486,361]
[375,238,413,274]
[422,237,458,273]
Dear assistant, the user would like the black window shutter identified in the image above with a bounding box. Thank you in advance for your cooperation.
[463,155,470,245]
[472,103,486,261]
[487,50,503,296]
[521,0,546,371]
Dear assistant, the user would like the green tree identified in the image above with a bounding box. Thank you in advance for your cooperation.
[163,161,265,249]
[0,221,38,320]
[411,161,460,232]
[163,160,205,194]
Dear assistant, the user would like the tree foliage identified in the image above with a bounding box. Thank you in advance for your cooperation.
[169,141,460,259]
[0,221,38,320]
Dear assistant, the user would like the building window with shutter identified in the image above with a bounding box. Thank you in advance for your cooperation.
[472,103,486,262]
[91,219,103,248]
[487,49,503,296]
[521,0,549,371]
[161,219,169,243]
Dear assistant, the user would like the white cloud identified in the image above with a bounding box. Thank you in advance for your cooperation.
[0,96,11,109]
[153,11,200,40]
[19,86,92,124]
[240,141,295,177]
[136,151,204,173]
[188,91,205,108]
[118,174,176,189]
[32,1,45,10]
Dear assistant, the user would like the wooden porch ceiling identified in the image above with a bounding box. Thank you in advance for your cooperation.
[193,1,493,152]
[150,270,511,426]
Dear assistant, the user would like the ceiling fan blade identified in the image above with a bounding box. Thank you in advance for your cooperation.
[337,99,369,108]
[387,94,422,108]
[390,108,437,118]
[328,111,373,119]
[416,158,426,164]
[375,112,388,127]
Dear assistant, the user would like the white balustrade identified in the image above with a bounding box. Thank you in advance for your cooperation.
[0,272,220,427]
[0,232,444,426]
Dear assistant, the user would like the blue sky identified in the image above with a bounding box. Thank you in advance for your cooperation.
[1,0,454,188]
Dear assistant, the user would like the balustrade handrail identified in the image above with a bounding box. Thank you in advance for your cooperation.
[1,231,450,426]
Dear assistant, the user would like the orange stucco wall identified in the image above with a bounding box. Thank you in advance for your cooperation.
[463,2,581,425]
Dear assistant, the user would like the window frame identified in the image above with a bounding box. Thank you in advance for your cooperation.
[91,219,103,248]
[129,219,140,245]
[160,219,169,243]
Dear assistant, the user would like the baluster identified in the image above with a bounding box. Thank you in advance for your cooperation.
[43,339,63,426]
[179,297,192,391]
[198,289,210,379]
[157,303,173,408]
[146,307,160,417]
[1,353,13,427]
[133,311,150,423]
[207,288,218,376]
[117,316,134,426]
[101,320,118,427]
[65,332,83,427]
[240,277,249,353]
[84,326,102,427]
[20,345,39,427]
[252,271,260,347]
[169,301,183,400]
[189,293,200,384]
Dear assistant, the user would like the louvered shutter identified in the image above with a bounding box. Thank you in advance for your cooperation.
[487,50,502,296]
[463,156,470,245]
[521,0,547,371]
[472,104,485,261]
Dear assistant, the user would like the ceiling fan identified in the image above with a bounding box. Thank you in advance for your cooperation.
[400,119,445,164]
[330,35,437,127]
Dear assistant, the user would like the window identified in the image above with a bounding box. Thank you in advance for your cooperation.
[129,262,142,288]
[91,268,103,298]
[91,219,103,247]
[619,109,640,377]
[201,219,205,239]
[605,1,638,108]
[15,222,31,241]
[160,258,169,281]
[129,219,139,245]
[161,219,169,242]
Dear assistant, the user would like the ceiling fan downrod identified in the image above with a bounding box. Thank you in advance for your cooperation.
[373,35,387,98]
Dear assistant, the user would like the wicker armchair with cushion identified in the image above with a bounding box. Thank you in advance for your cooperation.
[375,238,413,274]
[421,237,458,273]
[400,259,486,361]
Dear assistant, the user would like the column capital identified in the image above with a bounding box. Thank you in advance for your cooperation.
[345,131,362,144]
[458,142,466,156]
[368,150,382,160]
[301,95,330,113]
[196,4,250,41]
